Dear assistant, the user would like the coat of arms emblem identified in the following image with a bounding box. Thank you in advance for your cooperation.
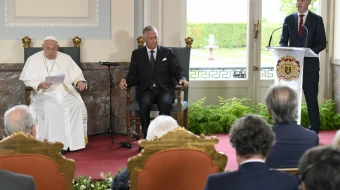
[276,55,300,81]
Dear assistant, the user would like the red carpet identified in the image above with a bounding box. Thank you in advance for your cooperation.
[65,130,336,179]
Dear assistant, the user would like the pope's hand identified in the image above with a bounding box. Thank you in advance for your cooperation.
[77,81,87,91]
[38,82,52,90]
[119,79,127,89]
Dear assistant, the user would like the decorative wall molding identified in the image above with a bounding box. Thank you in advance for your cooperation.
[5,0,99,27]
[0,0,110,40]
[331,58,340,65]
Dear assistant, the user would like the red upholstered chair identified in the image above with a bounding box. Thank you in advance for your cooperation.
[0,155,67,190]
[0,132,76,190]
[128,128,227,190]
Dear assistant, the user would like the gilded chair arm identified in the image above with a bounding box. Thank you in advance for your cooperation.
[175,85,183,109]
[125,82,139,105]
[25,86,33,106]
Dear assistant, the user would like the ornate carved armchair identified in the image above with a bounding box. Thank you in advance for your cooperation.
[122,37,193,148]
[22,36,82,106]
[0,132,76,190]
[127,128,227,190]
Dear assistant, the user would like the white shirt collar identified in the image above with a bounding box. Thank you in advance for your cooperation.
[147,47,157,53]
[299,10,309,17]
[240,159,265,165]
[147,47,157,59]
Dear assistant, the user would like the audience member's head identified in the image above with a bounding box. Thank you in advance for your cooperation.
[229,114,276,164]
[332,130,340,149]
[4,105,36,137]
[265,84,298,123]
[146,115,178,140]
[298,146,340,190]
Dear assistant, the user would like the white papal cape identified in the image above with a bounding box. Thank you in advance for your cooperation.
[19,51,87,151]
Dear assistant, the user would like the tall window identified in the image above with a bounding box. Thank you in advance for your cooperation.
[187,0,319,81]
[187,0,248,80]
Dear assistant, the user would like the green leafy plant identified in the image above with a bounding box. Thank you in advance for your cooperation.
[188,97,340,134]
[73,172,115,190]
[188,97,272,134]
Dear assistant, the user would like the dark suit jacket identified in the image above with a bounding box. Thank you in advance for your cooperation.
[266,122,319,168]
[125,46,185,102]
[280,11,326,72]
[0,169,36,190]
[204,162,298,190]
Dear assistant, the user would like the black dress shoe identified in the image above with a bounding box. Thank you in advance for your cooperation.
[60,149,66,155]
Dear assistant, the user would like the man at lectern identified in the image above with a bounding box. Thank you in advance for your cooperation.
[19,36,88,153]
[279,0,326,134]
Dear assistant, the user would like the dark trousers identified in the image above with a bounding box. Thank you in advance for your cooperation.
[302,71,320,133]
[138,87,173,138]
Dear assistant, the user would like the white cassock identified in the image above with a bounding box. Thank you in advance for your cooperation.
[19,50,87,151]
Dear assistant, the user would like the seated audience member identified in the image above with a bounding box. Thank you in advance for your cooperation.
[19,36,87,153]
[0,169,36,190]
[332,130,340,149]
[298,146,340,190]
[111,115,178,190]
[204,115,299,190]
[265,85,319,168]
[2,105,37,189]
[4,105,36,137]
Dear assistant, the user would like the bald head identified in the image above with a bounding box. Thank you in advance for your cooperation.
[4,105,36,136]
[265,85,298,123]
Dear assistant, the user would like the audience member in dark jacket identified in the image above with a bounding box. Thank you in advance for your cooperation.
[0,169,36,190]
[204,115,299,190]
[298,146,340,190]
[265,85,319,168]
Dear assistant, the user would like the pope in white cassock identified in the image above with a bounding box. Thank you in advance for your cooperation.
[19,36,88,151]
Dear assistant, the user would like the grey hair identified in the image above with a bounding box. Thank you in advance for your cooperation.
[229,114,276,158]
[146,115,178,140]
[143,26,158,38]
[4,105,35,136]
[265,84,298,123]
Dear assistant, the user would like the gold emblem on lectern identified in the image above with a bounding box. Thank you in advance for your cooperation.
[276,55,300,81]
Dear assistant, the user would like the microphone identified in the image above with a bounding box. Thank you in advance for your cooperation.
[268,24,287,47]
[99,61,120,66]
[302,25,308,48]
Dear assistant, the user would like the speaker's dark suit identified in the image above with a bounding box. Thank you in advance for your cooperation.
[280,11,326,133]
[266,122,319,168]
[125,46,185,137]
[0,169,36,190]
[204,162,299,190]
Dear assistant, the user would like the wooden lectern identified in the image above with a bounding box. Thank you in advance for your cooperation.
[265,46,317,124]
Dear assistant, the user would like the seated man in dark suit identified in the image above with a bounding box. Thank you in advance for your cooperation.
[204,115,298,190]
[0,169,36,190]
[298,146,340,190]
[119,26,189,138]
[265,85,319,168]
